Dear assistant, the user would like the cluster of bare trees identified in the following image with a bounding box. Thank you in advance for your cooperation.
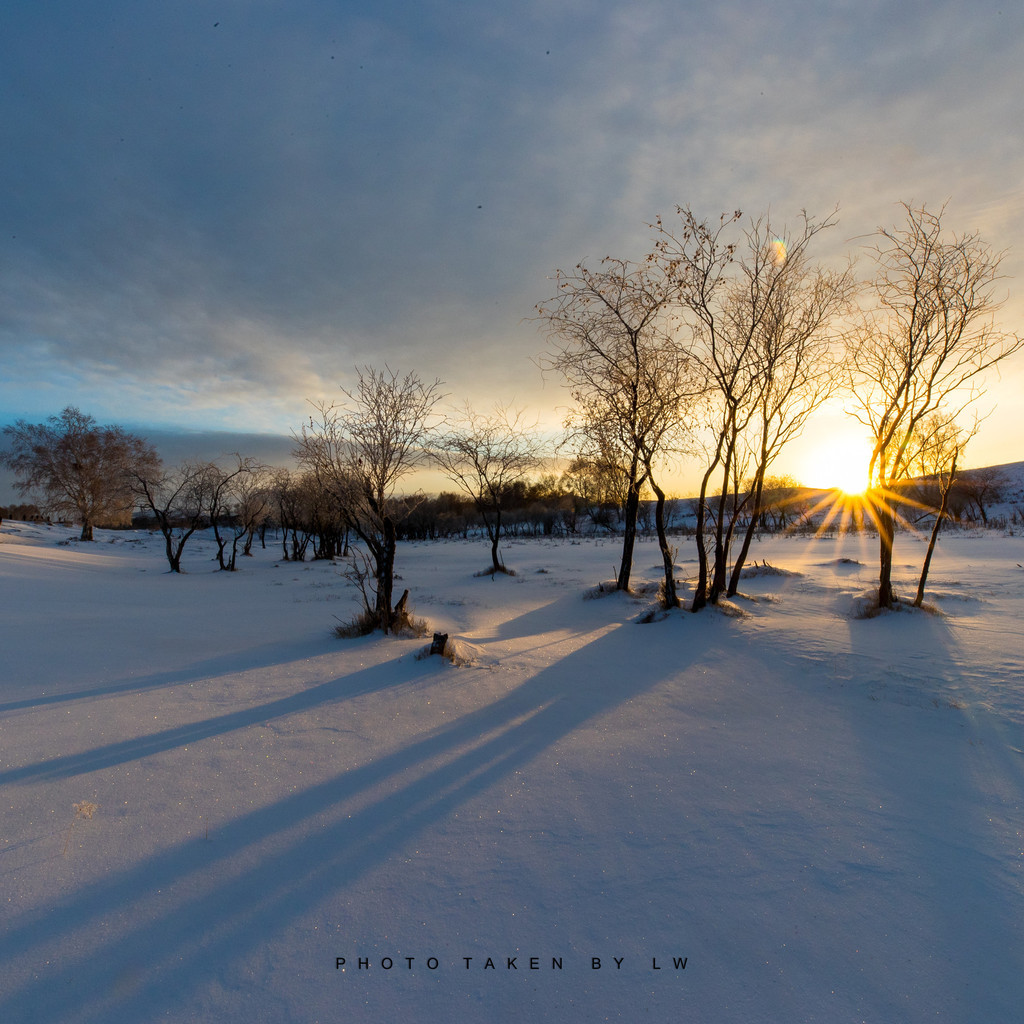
[0,383,548,634]
[0,413,282,572]
[432,404,545,574]
[845,203,1022,607]
[538,253,695,605]
[539,201,1022,613]
[396,479,577,541]
[538,207,855,611]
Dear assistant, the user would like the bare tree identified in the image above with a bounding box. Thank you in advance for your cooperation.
[269,468,316,562]
[431,404,545,575]
[560,449,628,530]
[537,256,693,593]
[202,456,264,570]
[2,406,160,540]
[131,462,211,572]
[195,456,272,570]
[295,366,442,634]
[846,202,1023,608]
[755,475,806,531]
[650,209,748,610]
[234,466,275,558]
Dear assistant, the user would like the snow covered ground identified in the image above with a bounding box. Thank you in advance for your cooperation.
[1,520,1021,1023]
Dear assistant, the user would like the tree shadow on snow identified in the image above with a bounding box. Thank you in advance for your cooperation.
[0,611,711,1023]
[0,642,411,785]
[0,632,346,716]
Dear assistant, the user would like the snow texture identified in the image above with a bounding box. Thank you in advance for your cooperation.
[1,520,1022,1023]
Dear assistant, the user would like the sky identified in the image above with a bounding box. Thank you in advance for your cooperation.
[2,0,1023,498]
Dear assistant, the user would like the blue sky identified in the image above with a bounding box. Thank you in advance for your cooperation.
[2,0,1023,490]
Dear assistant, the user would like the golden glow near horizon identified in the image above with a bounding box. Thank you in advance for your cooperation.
[802,435,872,495]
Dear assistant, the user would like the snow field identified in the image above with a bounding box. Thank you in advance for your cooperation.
[0,521,1021,1022]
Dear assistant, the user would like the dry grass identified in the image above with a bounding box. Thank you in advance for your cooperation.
[333,609,430,639]
[62,800,99,857]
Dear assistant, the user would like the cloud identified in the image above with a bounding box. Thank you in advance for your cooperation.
[1,0,1023,461]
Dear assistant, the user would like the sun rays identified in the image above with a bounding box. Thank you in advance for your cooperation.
[788,482,936,548]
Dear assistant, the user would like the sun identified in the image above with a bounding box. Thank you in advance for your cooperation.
[802,435,872,494]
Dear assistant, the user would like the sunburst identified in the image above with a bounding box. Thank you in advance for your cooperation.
[799,482,934,545]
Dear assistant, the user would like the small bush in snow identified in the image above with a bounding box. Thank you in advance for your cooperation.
[334,609,429,639]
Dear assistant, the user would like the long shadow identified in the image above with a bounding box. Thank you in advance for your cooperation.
[752,595,1024,1021]
[0,645,410,785]
[470,587,648,646]
[0,632,343,715]
[835,614,1024,1021]
[0,590,595,785]
[0,580,584,719]
[0,610,715,1023]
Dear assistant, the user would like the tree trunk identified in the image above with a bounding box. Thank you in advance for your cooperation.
[877,502,896,609]
[914,452,958,607]
[155,514,183,572]
[489,507,504,573]
[166,538,183,573]
[211,517,228,569]
[690,466,716,613]
[378,517,397,633]
[229,531,242,571]
[650,476,679,609]
[727,471,765,597]
[616,466,643,591]
[708,451,733,605]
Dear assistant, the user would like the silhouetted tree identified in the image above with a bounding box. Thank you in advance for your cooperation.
[846,202,1023,608]
[654,207,849,608]
[908,414,975,606]
[723,214,853,596]
[203,456,263,570]
[295,366,442,634]
[432,404,545,574]
[130,461,211,572]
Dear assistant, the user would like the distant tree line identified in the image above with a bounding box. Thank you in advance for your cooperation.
[0,503,44,522]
